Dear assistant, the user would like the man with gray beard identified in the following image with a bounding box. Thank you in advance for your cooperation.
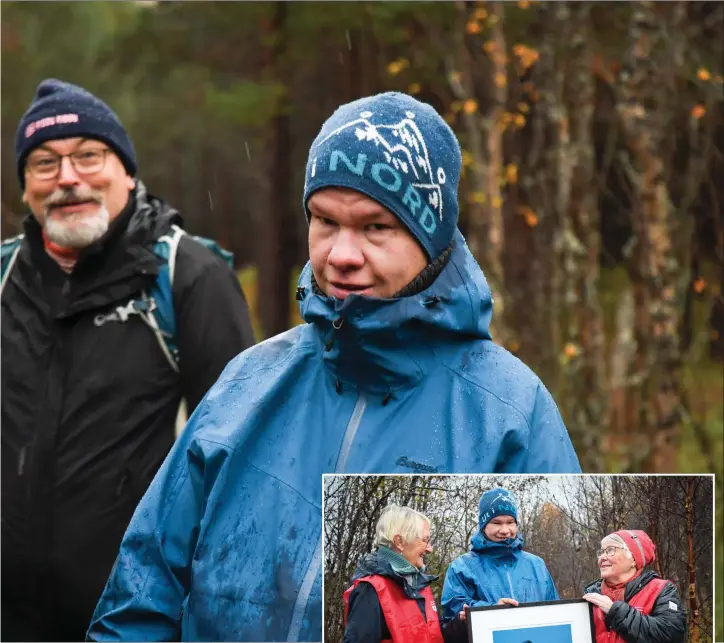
[1,79,256,641]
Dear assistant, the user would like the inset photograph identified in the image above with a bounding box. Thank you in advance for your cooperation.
[323,475,714,643]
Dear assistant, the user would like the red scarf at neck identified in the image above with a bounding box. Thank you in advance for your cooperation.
[601,568,642,603]
[42,230,80,273]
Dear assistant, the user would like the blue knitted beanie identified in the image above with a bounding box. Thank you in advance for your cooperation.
[15,79,137,187]
[303,92,461,260]
[478,488,519,530]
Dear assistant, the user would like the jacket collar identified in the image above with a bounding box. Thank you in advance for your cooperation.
[584,569,659,600]
[352,549,438,600]
[470,532,525,558]
[298,228,494,396]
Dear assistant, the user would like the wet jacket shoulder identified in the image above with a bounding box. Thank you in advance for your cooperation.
[585,572,687,643]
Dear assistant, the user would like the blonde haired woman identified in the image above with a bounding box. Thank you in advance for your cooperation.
[342,504,465,643]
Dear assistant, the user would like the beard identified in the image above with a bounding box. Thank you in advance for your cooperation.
[43,186,110,249]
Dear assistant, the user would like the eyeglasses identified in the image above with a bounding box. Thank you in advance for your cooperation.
[26,148,111,180]
[597,546,626,559]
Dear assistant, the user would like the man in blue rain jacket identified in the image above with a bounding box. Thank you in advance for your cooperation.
[441,488,558,621]
[88,92,580,642]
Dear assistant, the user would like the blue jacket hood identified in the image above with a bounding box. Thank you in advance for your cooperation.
[470,532,525,556]
[299,228,492,393]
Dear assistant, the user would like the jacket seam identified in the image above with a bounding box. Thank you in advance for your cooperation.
[440,362,533,431]
[193,437,320,510]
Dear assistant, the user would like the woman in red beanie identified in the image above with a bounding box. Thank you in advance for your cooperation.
[583,530,687,643]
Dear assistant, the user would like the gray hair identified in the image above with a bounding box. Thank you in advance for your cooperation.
[602,534,634,561]
[374,504,430,549]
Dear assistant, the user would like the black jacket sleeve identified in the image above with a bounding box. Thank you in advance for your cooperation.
[173,236,256,413]
[441,615,469,643]
[605,581,687,643]
[343,583,388,643]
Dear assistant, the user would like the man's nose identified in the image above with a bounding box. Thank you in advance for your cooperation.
[56,156,81,187]
[327,229,364,270]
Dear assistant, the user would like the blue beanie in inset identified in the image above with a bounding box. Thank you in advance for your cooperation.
[302,92,462,260]
[478,488,519,531]
[15,79,137,187]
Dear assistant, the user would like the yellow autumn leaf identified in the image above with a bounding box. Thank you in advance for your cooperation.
[387,59,408,77]
[564,342,578,358]
[691,104,706,119]
[697,68,711,81]
[466,21,481,35]
[518,101,530,113]
[483,40,496,54]
[408,82,421,95]
[693,278,706,294]
[468,191,487,204]
[505,164,518,184]
[501,112,513,124]
[518,0,530,8]
[491,195,503,208]
[461,150,474,167]
[494,72,507,88]
[387,61,401,76]
[463,99,479,114]
[474,8,488,20]
[514,113,526,128]
[488,13,500,25]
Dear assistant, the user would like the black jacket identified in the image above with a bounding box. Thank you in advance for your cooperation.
[343,551,467,643]
[1,182,255,642]
[584,571,687,643]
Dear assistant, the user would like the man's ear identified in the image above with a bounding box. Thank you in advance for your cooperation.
[21,190,28,204]
[124,174,135,191]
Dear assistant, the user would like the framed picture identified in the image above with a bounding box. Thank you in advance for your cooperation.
[467,599,595,643]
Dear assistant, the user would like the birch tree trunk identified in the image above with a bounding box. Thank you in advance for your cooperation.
[558,2,606,470]
[685,478,700,643]
[447,1,510,346]
[615,2,683,471]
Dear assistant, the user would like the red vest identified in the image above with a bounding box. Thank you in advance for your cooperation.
[593,578,669,643]
[343,575,444,643]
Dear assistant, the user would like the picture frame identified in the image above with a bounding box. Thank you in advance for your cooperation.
[466,599,595,643]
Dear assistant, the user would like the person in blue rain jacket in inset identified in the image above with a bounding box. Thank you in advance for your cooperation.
[441,488,559,622]
[87,92,580,642]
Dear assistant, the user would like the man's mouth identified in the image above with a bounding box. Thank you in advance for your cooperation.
[328,281,372,298]
[48,199,98,214]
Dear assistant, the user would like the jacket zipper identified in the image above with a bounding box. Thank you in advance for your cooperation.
[285,391,368,641]
[335,393,368,472]
[505,568,517,601]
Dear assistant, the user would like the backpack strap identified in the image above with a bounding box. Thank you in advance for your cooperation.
[144,224,235,373]
[144,225,186,372]
[1,234,24,297]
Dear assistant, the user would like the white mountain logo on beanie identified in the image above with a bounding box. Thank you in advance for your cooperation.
[317,110,446,221]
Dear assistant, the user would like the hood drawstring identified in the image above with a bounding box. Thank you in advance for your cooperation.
[422,295,442,308]
[295,287,306,301]
[381,391,393,406]
[325,316,345,352]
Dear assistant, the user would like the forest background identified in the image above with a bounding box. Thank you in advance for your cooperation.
[1,1,722,634]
